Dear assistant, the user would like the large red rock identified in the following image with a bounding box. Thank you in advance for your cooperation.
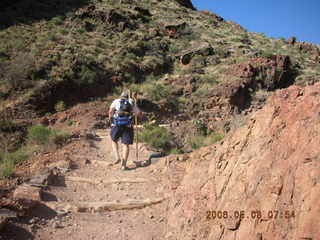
[163,83,320,239]
[13,184,42,209]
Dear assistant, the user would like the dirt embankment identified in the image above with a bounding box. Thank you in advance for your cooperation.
[163,83,320,239]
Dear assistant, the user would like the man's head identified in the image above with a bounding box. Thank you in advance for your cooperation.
[120,90,129,99]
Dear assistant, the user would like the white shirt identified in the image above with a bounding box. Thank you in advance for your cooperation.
[110,98,134,111]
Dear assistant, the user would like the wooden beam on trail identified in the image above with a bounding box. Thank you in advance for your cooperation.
[45,198,165,213]
[64,176,150,185]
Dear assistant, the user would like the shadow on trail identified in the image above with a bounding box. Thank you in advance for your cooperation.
[29,203,57,220]
[0,0,90,30]
[126,152,165,170]
[0,223,34,240]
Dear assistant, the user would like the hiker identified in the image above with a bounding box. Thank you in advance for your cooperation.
[108,90,140,170]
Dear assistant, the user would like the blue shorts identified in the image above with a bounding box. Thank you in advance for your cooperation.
[110,125,134,145]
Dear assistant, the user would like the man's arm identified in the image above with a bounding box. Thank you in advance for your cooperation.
[108,108,115,121]
[108,100,117,121]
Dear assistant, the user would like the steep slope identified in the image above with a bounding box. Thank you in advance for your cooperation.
[1,0,320,156]
[163,82,320,239]
[0,0,319,118]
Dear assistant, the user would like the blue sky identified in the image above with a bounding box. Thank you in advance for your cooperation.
[192,0,320,45]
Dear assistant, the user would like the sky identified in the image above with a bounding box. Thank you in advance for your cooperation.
[192,0,320,45]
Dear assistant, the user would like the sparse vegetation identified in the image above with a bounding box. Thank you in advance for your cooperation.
[55,100,67,112]
[28,125,53,145]
[27,125,71,148]
[3,52,36,89]
[66,119,76,126]
[0,150,28,179]
[188,132,224,150]
[188,120,224,149]
[142,83,172,102]
[138,124,172,151]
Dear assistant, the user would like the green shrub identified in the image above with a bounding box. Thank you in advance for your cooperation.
[0,159,15,179]
[188,135,206,150]
[207,133,224,145]
[28,125,71,147]
[76,28,85,34]
[192,119,208,136]
[5,150,29,165]
[142,83,171,101]
[193,84,210,97]
[169,147,183,155]
[28,125,52,145]
[0,151,4,162]
[0,119,17,132]
[59,28,69,35]
[52,132,71,146]
[260,50,274,59]
[55,100,66,112]
[188,132,224,150]
[66,120,75,126]
[52,16,64,25]
[4,53,36,89]
[138,124,172,151]
[0,150,28,179]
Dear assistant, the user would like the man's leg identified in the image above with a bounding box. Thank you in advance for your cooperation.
[111,140,121,164]
[110,126,122,164]
[120,126,134,170]
[121,144,130,169]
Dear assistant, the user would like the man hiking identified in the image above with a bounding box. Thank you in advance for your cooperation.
[108,90,140,170]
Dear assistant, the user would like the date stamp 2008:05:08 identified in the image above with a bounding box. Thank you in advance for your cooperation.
[206,210,296,220]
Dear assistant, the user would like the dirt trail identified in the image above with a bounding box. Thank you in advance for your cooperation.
[33,129,169,240]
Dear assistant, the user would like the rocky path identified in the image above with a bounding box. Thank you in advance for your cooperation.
[30,130,169,240]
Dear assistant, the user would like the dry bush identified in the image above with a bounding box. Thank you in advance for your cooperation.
[4,52,36,89]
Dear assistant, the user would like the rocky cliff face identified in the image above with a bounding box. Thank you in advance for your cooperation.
[175,0,196,10]
[164,82,320,239]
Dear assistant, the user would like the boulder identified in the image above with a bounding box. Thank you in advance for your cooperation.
[175,42,214,65]
[13,184,42,203]
[161,21,187,38]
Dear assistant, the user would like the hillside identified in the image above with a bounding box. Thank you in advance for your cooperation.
[1,0,320,152]
[0,0,320,239]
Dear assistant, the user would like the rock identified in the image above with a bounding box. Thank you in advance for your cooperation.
[287,36,296,45]
[164,83,320,239]
[174,0,196,10]
[177,154,189,162]
[52,221,61,229]
[161,20,187,38]
[13,184,42,203]
[0,209,16,231]
[27,170,58,187]
[47,159,72,172]
[175,42,214,65]
[39,117,50,126]
[29,217,39,224]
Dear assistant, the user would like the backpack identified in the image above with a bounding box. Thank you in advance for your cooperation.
[117,99,132,117]
[113,99,133,126]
